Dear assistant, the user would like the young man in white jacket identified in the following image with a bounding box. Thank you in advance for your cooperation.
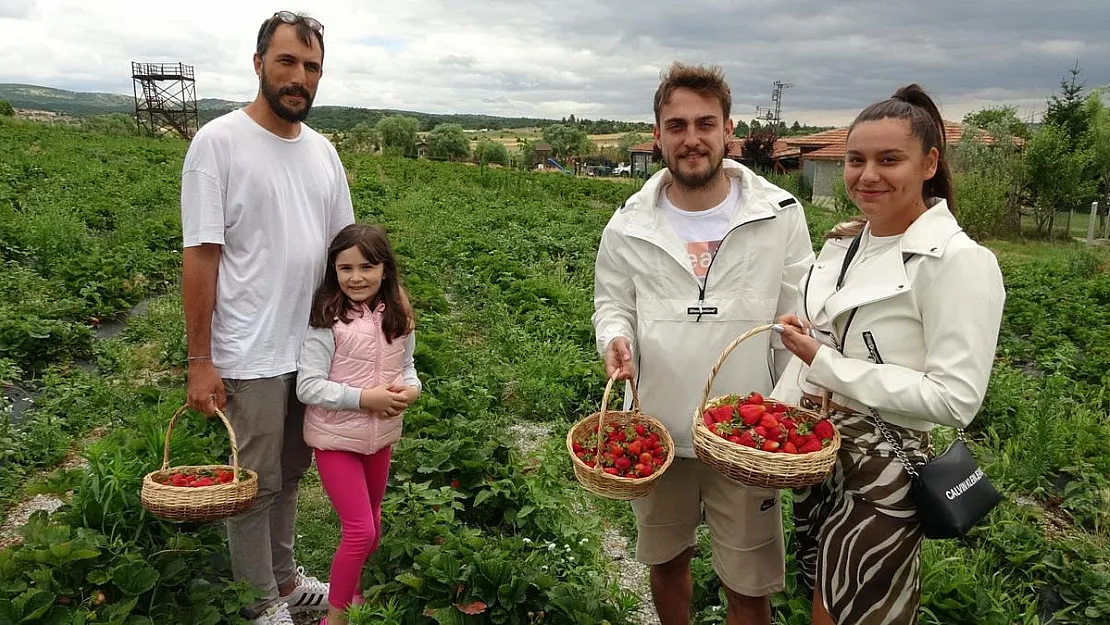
[593,62,815,625]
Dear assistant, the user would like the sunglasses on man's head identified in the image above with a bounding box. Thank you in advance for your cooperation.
[271,10,324,36]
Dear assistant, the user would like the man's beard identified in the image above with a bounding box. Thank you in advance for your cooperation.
[260,70,314,123]
[667,148,724,190]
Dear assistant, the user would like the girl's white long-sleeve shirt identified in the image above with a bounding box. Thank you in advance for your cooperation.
[296,328,421,411]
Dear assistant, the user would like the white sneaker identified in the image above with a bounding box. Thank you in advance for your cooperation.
[284,566,329,613]
[251,602,294,625]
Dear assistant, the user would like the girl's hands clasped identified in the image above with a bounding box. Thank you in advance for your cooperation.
[359,384,408,418]
[359,383,420,418]
[772,314,823,366]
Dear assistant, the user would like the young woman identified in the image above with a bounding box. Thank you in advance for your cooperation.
[296,224,421,625]
[771,84,1006,624]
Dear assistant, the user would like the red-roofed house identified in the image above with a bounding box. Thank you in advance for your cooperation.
[784,121,1017,206]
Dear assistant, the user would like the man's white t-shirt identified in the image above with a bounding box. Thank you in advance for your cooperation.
[662,177,740,286]
[181,109,355,379]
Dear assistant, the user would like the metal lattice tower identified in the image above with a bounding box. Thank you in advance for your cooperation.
[131,62,199,140]
[755,80,793,134]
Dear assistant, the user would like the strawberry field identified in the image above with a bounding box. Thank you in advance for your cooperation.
[2,114,1110,624]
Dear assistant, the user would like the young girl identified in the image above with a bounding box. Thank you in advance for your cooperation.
[296,224,421,625]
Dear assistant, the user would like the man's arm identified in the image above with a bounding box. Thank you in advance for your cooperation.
[593,227,637,380]
[329,156,356,239]
[183,244,224,415]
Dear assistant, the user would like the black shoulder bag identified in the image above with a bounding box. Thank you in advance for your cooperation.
[833,232,1002,540]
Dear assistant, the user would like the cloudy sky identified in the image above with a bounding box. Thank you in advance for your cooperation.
[1,0,1108,126]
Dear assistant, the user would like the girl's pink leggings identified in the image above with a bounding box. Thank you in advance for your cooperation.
[314,446,392,610]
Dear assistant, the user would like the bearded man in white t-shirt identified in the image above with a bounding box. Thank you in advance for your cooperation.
[180,12,353,625]
[592,62,815,625]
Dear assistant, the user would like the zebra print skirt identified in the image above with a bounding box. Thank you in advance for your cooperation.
[794,405,932,624]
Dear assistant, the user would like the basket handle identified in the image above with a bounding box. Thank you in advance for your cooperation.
[695,324,832,424]
[161,404,244,483]
[594,373,641,473]
[697,324,774,414]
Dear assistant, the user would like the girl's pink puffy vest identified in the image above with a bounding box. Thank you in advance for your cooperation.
[303,303,406,455]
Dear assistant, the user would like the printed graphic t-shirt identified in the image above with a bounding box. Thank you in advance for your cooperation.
[662,177,740,286]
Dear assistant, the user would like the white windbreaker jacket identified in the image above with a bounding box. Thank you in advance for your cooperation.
[772,200,1006,432]
[593,160,815,457]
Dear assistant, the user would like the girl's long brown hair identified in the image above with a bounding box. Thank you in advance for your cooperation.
[826,83,954,239]
[309,224,409,342]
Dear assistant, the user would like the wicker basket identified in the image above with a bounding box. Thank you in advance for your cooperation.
[567,375,675,500]
[692,324,841,489]
[140,405,259,522]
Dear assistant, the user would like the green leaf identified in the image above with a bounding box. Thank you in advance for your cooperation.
[86,569,111,586]
[154,558,188,586]
[517,505,534,518]
[395,572,424,590]
[110,562,158,596]
[61,549,99,565]
[473,490,492,507]
[100,596,138,620]
[0,578,28,594]
[18,589,52,622]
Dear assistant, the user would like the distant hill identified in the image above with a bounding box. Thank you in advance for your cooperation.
[0,83,652,134]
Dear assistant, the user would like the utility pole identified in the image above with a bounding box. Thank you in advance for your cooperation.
[755,80,792,137]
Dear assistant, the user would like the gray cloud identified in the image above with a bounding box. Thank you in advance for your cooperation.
[1,0,1107,125]
[0,0,34,19]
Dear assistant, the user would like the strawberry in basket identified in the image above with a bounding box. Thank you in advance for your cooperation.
[702,392,835,454]
[572,421,669,478]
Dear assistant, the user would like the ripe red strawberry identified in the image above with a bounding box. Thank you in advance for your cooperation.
[759,414,780,429]
[635,424,646,436]
[814,420,835,441]
[639,464,654,477]
[703,412,715,427]
[737,432,757,448]
[603,467,620,475]
[747,392,765,405]
[727,434,743,444]
[610,444,625,457]
[762,440,780,452]
[450,479,461,489]
[782,442,798,454]
[640,452,653,465]
[615,456,632,472]
[768,402,787,413]
[627,440,642,456]
[799,439,823,454]
[739,404,766,426]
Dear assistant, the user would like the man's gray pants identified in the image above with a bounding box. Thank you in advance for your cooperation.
[222,373,312,618]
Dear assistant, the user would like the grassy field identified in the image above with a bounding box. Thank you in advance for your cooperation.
[1,115,1109,624]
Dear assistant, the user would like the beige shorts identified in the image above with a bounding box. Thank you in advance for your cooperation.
[630,457,786,597]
